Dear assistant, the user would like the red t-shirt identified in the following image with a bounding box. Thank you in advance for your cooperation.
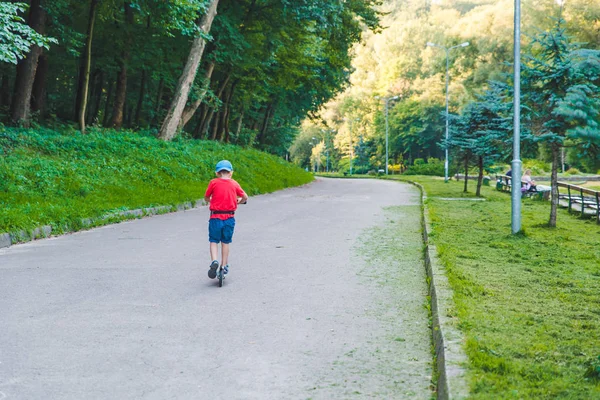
[205,178,246,220]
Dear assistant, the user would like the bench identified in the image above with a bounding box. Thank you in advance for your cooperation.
[557,182,600,222]
[495,175,550,200]
[495,175,512,192]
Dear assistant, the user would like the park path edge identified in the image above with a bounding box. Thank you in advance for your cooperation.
[408,180,470,400]
[0,200,203,249]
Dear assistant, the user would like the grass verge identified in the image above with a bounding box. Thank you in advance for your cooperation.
[387,175,600,399]
[0,128,313,234]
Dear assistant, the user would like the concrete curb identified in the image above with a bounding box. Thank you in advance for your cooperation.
[0,199,206,250]
[409,181,469,400]
[0,233,11,248]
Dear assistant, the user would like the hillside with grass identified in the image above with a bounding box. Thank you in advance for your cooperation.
[0,128,313,235]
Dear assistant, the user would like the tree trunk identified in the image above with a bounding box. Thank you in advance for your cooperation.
[549,144,560,227]
[85,69,99,123]
[158,0,220,141]
[135,69,146,127]
[235,109,244,136]
[180,61,215,128]
[0,75,10,110]
[219,81,237,142]
[197,103,212,138]
[134,16,151,127]
[88,70,104,125]
[126,104,133,128]
[463,154,469,193]
[77,0,100,133]
[211,76,232,141]
[257,103,274,145]
[108,2,134,129]
[31,51,48,119]
[10,0,46,127]
[476,156,484,197]
[108,61,128,128]
[102,78,115,127]
[152,77,164,125]
[209,109,221,140]
[204,74,230,140]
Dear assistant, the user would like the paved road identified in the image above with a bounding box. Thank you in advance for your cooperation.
[0,178,432,399]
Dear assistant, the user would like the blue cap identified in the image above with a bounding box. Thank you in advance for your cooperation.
[215,160,233,172]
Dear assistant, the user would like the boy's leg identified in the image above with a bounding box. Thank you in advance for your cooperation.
[208,218,222,279]
[220,218,235,269]
[210,242,219,262]
[221,243,230,267]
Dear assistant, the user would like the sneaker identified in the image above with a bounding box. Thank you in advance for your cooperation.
[208,260,219,279]
[223,265,229,276]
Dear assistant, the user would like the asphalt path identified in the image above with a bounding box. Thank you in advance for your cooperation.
[0,177,432,399]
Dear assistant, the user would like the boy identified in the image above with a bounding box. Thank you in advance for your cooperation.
[204,160,248,279]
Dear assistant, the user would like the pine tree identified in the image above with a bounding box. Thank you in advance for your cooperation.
[522,18,600,227]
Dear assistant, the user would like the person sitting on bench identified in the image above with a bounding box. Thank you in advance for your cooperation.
[522,169,537,192]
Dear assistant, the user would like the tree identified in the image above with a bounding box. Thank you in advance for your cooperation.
[8,0,53,126]
[159,0,219,141]
[465,82,512,196]
[0,2,55,65]
[522,19,600,227]
[77,0,100,133]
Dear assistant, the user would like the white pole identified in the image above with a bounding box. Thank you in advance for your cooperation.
[511,0,522,234]
[385,98,389,175]
[445,48,450,183]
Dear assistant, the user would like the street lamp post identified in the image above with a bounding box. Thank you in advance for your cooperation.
[350,121,353,175]
[312,136,320,172]
[427,41,470,183]
[376,95,400,175]
[511,0,522,234]
[346,118,359,175]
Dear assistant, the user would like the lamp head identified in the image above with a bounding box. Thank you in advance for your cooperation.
[426,42,436,47]
[460,42,470,47]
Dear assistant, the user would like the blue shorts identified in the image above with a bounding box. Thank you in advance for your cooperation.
[208,218,235,244]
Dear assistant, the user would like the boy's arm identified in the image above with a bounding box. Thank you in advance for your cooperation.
[204,181,214,205]
[235,183,248,204]
[237,192,248,204]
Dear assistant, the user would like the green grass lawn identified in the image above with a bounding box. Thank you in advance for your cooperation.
[389,176,600,399]
[0,128,313,234]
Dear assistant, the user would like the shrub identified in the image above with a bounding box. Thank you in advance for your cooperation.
[404,157,445,176]
[566,167,581,175]
[523,159,551,175]
[585,355,600,382]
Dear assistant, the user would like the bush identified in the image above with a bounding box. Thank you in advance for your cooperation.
[566,167,581,175]
[404,157,445,176]
[523,159,551,175]
[585,355,600,382]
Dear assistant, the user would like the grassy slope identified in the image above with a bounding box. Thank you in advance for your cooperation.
[389,176,600,399]
[0,128,313,233]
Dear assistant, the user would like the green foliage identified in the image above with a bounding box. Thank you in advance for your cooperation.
[585,356,600,382]
[522,158,551,175]
[523,19,600,148]
[0,2,57,64]
[392,175,600,398]
[0,128,312,233]
[404,157,445,176]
